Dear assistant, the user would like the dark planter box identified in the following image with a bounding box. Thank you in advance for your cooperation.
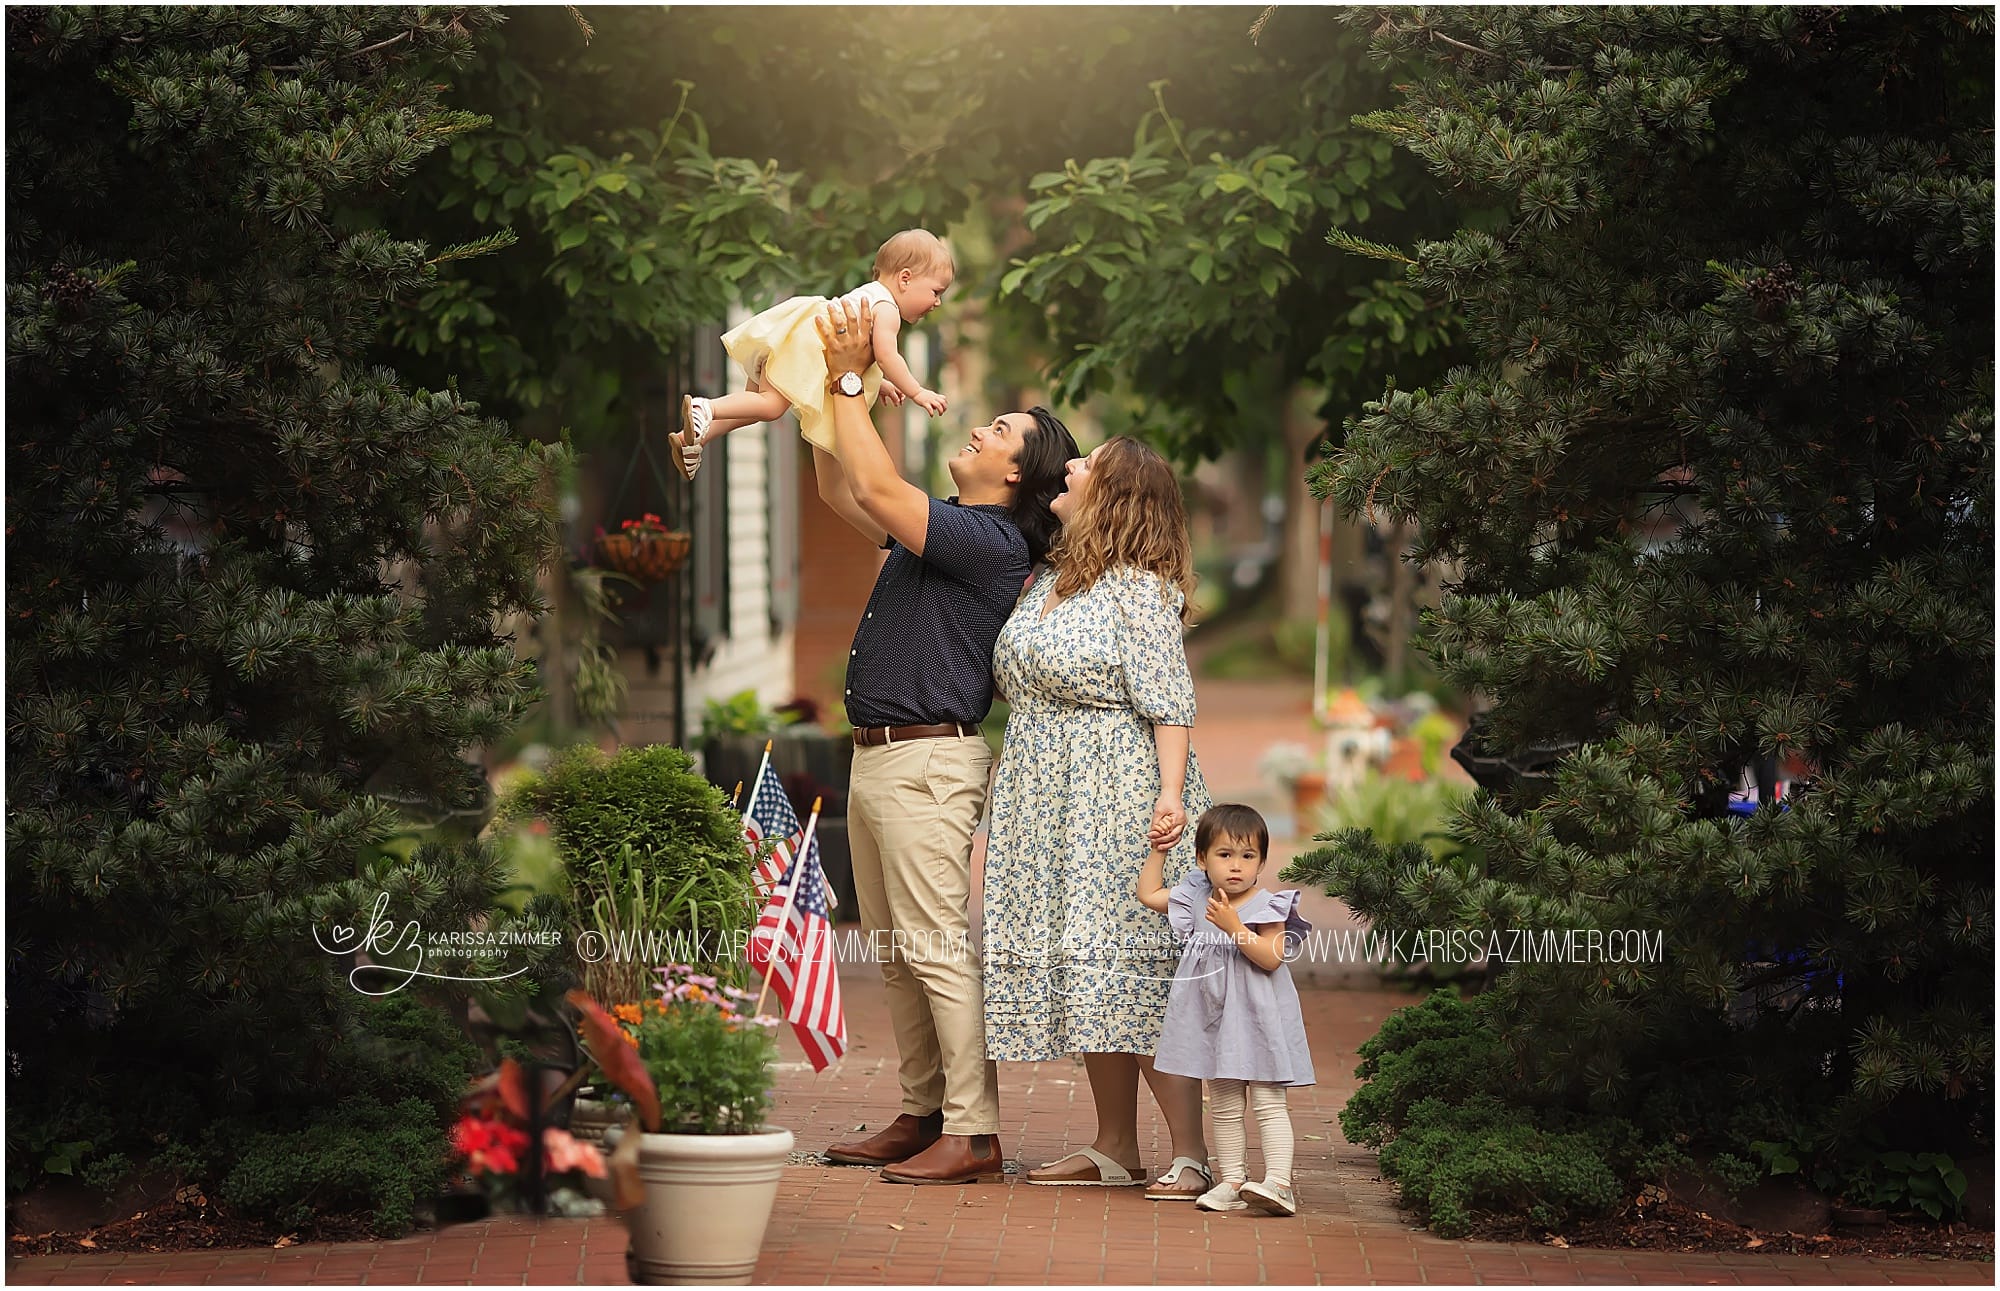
[703,730,852,817]
[703,730,859,922]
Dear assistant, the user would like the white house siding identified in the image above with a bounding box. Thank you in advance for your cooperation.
[679,402,796,718]
[620,304,796,752]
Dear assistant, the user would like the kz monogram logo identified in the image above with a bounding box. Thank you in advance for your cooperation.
[313,893,531,996]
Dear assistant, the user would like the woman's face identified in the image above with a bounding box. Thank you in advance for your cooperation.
[1049,442,1106,524]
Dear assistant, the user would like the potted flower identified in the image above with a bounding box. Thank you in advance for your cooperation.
[594,512,691,584]
[569,965,789,1286]
[451,1058,609,1216]
[1259,740,1327,816]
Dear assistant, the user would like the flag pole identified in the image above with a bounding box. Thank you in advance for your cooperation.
[740,740,774,828]
[728,780,744,812]
[755,795,822,1018]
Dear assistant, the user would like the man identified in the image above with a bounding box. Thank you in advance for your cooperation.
[807,295,1077,1184]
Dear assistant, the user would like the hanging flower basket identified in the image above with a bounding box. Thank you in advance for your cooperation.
[595,514,691,584]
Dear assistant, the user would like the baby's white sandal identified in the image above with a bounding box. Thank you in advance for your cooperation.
[673,395,711,480]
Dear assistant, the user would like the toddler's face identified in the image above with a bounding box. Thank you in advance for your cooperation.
[1200,832,1265,898]
[894,267,953,322]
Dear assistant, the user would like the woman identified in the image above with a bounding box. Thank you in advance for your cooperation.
[981,436,1214,1200]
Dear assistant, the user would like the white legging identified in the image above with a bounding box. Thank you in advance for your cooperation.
[1209,1078,1294,1186]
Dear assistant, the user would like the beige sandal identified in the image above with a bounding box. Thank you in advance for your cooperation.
[1024,1146,1146,1187]
[1144,1156,1212,1201]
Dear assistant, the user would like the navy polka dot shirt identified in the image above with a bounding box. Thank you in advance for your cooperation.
[844,497,1029,729]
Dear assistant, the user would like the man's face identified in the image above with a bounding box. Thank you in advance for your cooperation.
[947,412,1031,494]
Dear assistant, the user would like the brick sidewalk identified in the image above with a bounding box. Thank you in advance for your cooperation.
[10,972,1986,1286]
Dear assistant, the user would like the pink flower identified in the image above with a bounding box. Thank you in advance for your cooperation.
[543,1127,607,1178]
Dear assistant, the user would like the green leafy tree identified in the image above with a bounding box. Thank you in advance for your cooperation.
[990,8,1463,622]
[1293,4,1992,1216]
[382,6,1271,445]
[6,6,563,1195]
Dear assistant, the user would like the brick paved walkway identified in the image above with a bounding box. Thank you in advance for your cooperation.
[10,668,1988,1285]
[9,973,1986,1285]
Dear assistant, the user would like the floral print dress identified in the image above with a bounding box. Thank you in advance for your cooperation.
[982,565,1210,1060]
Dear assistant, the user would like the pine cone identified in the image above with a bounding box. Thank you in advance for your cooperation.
[1746,262,1798,318]
[6,7,48,50]
[43,265,96,309]
[1796,7,1839,47]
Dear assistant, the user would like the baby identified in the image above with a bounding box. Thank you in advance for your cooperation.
[670,229,952,479]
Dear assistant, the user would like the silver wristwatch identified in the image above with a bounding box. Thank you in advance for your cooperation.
[830,370,864,398]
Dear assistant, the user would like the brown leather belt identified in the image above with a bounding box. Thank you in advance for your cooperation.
[852,722,981,747]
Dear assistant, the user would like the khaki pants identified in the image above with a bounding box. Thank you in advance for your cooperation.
[846,735,1000,1135]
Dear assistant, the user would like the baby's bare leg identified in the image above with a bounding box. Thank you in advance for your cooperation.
[704,386,790,435]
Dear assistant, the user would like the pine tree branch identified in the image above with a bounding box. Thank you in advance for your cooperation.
[352,31,412,59]
[1423,26,1576,72]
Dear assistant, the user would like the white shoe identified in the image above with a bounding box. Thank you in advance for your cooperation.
[1240,1178,1298,1216]
[1195,1180,1247,1212]
[673,395,711,480]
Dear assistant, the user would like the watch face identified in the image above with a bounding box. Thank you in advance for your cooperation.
[838,371,862,395]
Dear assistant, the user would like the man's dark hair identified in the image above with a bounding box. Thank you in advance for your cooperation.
[1195,803,1270,858]
[1010,405,1080,565]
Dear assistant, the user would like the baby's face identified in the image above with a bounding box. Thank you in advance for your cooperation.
[893,267,953,322]
[1200,833,1265,898]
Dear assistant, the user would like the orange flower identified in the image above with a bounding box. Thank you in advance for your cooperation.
[613,1003,643,1026]
[623,1029,640,1048]
[648,998,667,1014]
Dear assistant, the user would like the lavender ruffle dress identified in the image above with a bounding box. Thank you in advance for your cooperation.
[1151,872,1316,1086]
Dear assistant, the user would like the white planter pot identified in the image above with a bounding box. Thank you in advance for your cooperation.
[621,1127,795,1285]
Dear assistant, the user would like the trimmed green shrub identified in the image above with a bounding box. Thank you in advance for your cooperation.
[218,1097,452,1238]
[1342,991,1687,1236]
[498,744,757,970]
[1377,1096,1630,1238]
[335,993,486,1122]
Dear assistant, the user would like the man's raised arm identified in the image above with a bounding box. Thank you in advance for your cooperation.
[817,298,934,556]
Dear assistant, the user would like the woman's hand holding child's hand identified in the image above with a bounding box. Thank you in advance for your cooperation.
[1147,794,1187,849]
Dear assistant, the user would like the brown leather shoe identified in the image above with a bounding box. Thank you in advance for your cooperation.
[879,1133,1006,1185]
[824,1111,943,1166]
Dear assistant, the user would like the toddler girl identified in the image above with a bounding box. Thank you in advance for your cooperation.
[1137,802,1314,1216]
[670,228,953,480]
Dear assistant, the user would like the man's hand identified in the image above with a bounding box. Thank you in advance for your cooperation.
[817,298,875,375]
[915,388,948,416]
[815,296,933,554]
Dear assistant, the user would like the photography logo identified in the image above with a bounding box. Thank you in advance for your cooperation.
[313,892,562,996]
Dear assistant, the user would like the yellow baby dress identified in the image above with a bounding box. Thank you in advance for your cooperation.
[721,280,895,452]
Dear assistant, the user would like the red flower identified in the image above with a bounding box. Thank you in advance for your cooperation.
[452,1113,531,1177]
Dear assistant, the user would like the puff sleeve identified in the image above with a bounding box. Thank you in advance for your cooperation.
[1107,566,1197,725]
[1166,871,1209,937]
[1257,889,1314,956]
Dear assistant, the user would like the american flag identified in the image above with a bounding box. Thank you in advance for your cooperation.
[741,761,799,898]
[746,833,847,1072]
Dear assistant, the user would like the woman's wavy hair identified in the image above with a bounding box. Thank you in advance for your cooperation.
[1047,436,1197,622]
[1008,406,1079,566]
